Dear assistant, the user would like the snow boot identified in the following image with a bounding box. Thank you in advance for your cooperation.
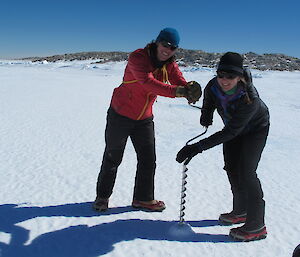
[219,211,247,225]
[229,225,267,242]
[132,200,166,212]
[93,197,109,212]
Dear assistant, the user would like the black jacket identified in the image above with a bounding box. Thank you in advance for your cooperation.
[199,76,270,151]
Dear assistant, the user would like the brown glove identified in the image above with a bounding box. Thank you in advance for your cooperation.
[186,81,202,104]
[175,86,188,97]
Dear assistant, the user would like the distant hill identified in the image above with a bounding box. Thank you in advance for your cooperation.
[22,49,300,71]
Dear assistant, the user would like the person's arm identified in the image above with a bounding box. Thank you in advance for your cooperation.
[200,80,216,127]
[176,97,260,164]
[199,98,260,150]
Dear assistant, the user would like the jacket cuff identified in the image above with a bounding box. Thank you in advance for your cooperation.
[196,142,204,153]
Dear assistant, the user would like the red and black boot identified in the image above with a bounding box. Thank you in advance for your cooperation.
[229,225,267,242]
[219,212,247,225]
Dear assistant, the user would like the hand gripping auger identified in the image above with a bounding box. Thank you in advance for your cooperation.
[179,127,208,224]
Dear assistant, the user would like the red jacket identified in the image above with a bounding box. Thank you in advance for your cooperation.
[110,47,187,120]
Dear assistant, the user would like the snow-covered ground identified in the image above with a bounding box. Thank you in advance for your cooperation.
[0,60,299,257]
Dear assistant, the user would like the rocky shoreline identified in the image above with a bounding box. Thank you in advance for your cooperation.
[22,49,300,71]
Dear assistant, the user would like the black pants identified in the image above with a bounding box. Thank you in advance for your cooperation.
[223,125,269,230]
[96,108,156,201]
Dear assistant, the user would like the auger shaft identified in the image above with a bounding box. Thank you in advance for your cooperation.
[178,128,208,225]
[179,164,188,224]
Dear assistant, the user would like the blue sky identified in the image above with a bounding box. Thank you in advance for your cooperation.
[1,0,300,59]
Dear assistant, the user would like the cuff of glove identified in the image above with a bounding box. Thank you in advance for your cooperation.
[175,86,187,97]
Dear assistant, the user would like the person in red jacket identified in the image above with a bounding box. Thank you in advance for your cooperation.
[94,28,201,212]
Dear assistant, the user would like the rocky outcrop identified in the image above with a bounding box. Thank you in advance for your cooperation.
[23,49,300,71]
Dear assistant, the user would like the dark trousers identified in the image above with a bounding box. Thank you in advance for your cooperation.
[96,108,156,201]
[223,125,269,230]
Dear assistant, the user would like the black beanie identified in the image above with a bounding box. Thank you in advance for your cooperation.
[217,52,244,75]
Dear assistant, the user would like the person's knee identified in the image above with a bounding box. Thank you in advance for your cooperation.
[104,149,125,166]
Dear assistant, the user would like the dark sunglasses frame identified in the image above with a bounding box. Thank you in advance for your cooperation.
[217,71,239,80]
[160,41,178,51]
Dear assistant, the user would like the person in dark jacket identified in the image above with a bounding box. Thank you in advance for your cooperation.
[293,244,300,257]
[94,28,201,212]
[176,52,270,241]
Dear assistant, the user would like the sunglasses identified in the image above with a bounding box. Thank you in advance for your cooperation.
[217,71,239,80]
[160,41,178,51]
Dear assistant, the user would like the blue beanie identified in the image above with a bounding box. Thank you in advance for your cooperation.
[156,28,180,47]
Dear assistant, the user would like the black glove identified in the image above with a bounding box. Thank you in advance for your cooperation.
[200,117,212,128]
[176,142,203,165]
[186,81,202,104]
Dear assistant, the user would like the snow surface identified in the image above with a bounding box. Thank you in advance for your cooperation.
[0,59,300,257]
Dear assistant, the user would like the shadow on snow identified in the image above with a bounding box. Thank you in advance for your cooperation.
[0,202,238,257]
